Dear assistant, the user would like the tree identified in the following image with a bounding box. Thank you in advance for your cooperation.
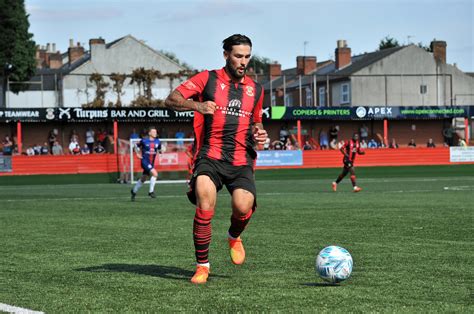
[0,0,36,97]
[84,73,109,108]
[378,36,400,50]
[249,55,274,75]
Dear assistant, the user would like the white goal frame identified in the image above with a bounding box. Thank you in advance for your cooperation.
[129,138,194,184]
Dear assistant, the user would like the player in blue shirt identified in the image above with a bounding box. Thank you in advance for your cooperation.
[131,126,161,201]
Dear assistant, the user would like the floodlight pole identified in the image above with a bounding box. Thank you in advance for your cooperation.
[383,119,388,147]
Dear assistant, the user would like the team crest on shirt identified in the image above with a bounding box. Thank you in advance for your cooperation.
[220,83,226,90]
[246,86,254,97]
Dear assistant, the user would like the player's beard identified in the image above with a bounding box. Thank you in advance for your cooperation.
[226,59,246,80]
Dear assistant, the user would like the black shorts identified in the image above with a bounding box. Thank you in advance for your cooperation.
[187,157,257,206]
[343,158,354,169]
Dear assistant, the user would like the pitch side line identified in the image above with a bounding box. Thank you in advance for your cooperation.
[0,303,44,314]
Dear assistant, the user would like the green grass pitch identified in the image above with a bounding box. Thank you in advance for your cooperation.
[1,165,473,312]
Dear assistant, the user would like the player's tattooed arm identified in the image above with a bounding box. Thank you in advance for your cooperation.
[165,90,217,115]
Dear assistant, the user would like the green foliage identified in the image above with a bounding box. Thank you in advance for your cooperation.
[0,0,36,93]
[0,165,473,311]
[84,73,109,108]
[249,55,274,74]
[378,36,400,50]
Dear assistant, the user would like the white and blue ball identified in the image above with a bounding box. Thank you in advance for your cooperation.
[316,246,353,283]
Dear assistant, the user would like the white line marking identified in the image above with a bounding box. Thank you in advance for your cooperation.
[443,186,473,191]
[0,303,44,314]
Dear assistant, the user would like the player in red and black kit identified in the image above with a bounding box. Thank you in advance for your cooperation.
[332,132,365,192]
[165,34,267,284]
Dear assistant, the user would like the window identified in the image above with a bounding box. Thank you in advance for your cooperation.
[341,83,350,104]
[319,87,326,107]
[271,92,276,106]
[284,93,293,107]
[420,84,427,94]
[305,87,313,106]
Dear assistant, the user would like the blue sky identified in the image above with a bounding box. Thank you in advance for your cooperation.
[26,0,474,72]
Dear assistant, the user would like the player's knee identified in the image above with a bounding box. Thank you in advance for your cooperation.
[231,190,254,214]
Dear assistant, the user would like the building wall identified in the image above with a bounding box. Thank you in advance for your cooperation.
[350,45,474,107]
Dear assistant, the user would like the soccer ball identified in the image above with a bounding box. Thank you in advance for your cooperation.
[316,246,353,283]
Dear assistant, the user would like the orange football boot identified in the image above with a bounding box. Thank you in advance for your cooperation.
[190,265,210,284]
[353,186,362,193]
[228,237,246,265]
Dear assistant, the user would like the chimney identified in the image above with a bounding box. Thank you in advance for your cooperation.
[89,38,106,60]
[69,38,74,48]
[52,43,56,52]
[46,43,51,52]
[296,56,317,75]
[268,62,282,77]
[335,40,351,70]
[49,53,63,69]
[431,40,447,64]
[68,41,85,65]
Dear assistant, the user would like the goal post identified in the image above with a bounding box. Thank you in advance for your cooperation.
[118,138,194,184]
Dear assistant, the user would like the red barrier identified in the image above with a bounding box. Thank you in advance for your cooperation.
[1,154,119,176]
[0,148,471,176]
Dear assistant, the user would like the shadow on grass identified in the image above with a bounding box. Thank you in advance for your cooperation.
[301,282,341,287]
[76,264,228,281]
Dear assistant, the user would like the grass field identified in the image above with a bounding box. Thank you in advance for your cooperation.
[1,165,473,312]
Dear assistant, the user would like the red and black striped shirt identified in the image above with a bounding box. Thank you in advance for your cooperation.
[342,139,363,162]
[176,68,264,167]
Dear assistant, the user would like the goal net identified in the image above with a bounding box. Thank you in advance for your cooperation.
[118,138,194,184]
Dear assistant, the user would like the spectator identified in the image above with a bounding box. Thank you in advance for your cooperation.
[329,125,339,142]
[105,130,115,153]
[70,129,79,142]
[33,144,42,155]
[360,139,368,149]
[51,141,63,155]
[329,138,338,150]
[368,139,378,149]
[85,127,95,152]
[319,129,328,150]
[279,126,289,143]
[97,128,107,147]
[130,128,140,140]
[263,137,271,150]
[2,135,13,155]
[26,146,35,156]
[427,138,436,148]
[94,143,106,154]
[285,138,294,150]
[458,138,467,147]
[272,140,284,150]
[81,144,90,155]
[359,124,369,142]
[48,129,58,153]
[175,128,185,148]
[303,141,312,150]
[443,125,454,146]
[69,138,80,155]
[40,142,49,155]
[408,139,417,148]
[389,138,399,149]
